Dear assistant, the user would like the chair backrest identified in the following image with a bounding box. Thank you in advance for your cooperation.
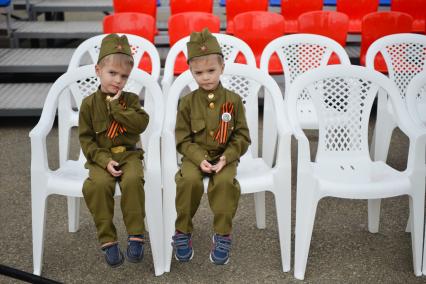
[113,0,157,17]
[406,70,426,125]
[298,11,349,46]
[366,33,426,99]
[260,34,350,94]
[287,65,403,163]
[391,0,426,32]
[67,34,161,81]
[226,0,268,22]
[281,0,323,21]
[233,11,285,57]
[168,12,220,46]
[336,0,378,23]
[360,12,413,62]
[162,33,257,95]
[170,0,213,15]
[163,63,286,164]
[103,13,156,43]
[48,65,163,165]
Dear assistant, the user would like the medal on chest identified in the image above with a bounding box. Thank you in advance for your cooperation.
[214,102,234,144]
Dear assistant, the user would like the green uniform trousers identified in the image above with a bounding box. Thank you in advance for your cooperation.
[175,159,241,235]
[83,151,145,244]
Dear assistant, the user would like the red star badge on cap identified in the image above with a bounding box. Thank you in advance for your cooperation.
[116,44,122,50]
[200,45,207,52]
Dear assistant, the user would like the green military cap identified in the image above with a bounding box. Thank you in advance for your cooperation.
[186,28,223,63]
[97,33,133,63]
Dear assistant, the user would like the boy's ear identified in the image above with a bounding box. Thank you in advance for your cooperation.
[95,64,101,77]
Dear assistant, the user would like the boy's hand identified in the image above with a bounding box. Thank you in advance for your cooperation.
[200,160,213,173]
[211,156,226,173]
[110,89,122,101]
[107,160,123,177]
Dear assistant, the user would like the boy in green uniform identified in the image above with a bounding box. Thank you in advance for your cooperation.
[79,34,149,267]
[172,28,251,265]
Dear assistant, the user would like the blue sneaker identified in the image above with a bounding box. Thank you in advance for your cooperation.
[210,234,232,265]
[101,242,124,268]
[172,231,194,262]
[126,234,145,263]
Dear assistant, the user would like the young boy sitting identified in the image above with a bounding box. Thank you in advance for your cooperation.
[79,34,149,267]
[172,28,251,265]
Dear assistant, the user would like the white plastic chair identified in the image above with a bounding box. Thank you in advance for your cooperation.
[29,65,165,276]
[366,33,426,233]
[405,71,426,275]
[287,65,426,280]
[162,63,292,273]
[60,34,162,236]
[161,33,257,98]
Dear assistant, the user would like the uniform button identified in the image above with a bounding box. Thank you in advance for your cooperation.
[209,102,215,109]
[208,93,214,99]
[209,130,215,137]
[204,154,208,158]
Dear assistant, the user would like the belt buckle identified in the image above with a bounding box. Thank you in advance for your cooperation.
[111,146,126,154]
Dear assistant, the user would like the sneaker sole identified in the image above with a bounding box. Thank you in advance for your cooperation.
[174,249,194,262]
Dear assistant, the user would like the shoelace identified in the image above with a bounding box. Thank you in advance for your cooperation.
[172,233,191,249]
[214,235,231,253]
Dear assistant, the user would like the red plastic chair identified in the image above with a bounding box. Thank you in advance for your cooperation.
[391,0,426,33]
[170,0,213,15]
[103,13,157,74]
[336,0,378,33]
[226,0,268,34]
[113,0,157,33]
[281,0,323,34]
[233,11,285,73]
[168,12,220,74]
[360,11,413,72]
[298,11,349,64]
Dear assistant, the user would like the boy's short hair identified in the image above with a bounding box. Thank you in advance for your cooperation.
[186,28,223,63]
[188,53,224,66]
[98,53,134,69]
[98,33,133,64]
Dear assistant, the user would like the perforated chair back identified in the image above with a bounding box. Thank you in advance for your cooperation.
[360,11,413,69]
[170,0,213,15]
[406,71,426,126]
[366,33,426,98]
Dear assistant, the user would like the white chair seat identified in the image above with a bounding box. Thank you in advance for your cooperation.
[313,161,410,199]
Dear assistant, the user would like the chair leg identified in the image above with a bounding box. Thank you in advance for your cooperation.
[144,174,165,276]
[294,188,318,280]
[254,192,266,229]
[274,189,291,272]
[67,197,80,233]
[163,178,177,273]
[32,192,48,276]
[367,199,381,233]
[409,194,424,276]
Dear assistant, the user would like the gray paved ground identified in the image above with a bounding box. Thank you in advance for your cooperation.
[1,115,425,283]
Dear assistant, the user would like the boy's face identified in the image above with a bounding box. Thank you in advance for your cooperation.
[189,54,224,91]
[95,59,132,95]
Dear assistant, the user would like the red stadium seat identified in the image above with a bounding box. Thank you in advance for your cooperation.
[281,0,323,34]
[336,0,378,33]
[170,0,213,15]
[168,12,220,74]
[113,0,158,33]
[233,11,285,73]
[391,0,426,33]
[298,11,349,64]
[360,11,413,72]
[103,13,157,73]
[226,0,268,34]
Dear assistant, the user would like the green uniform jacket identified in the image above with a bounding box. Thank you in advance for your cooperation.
[79,88,149,168]
[175,83,251,166]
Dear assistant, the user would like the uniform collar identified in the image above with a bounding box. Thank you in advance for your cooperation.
[197,82,225,101]
[95,86,116,99]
